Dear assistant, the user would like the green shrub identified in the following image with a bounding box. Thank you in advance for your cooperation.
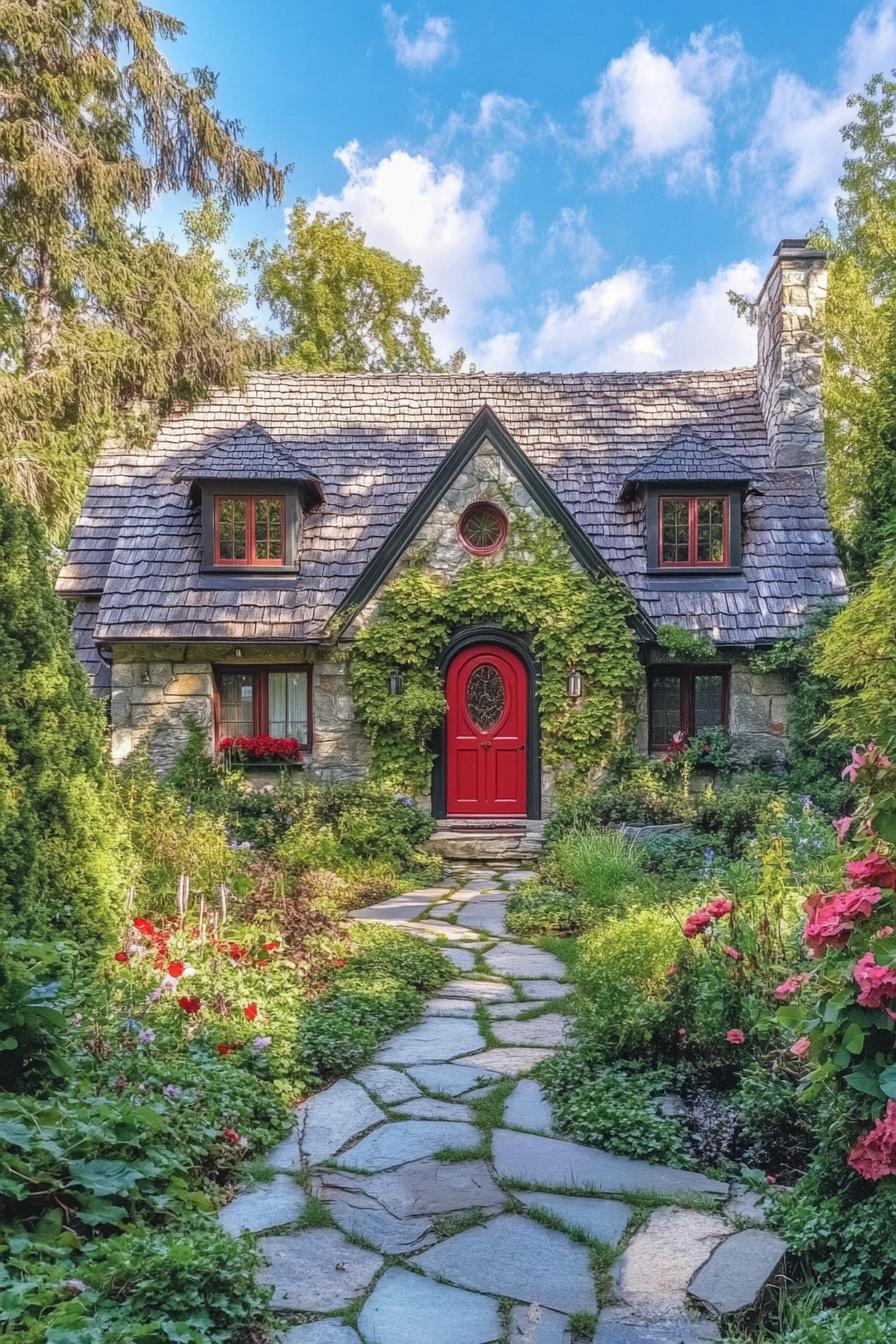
[779,1309,896,1344]
[539,1051,694,1166]
[0,939,77,1092]
[574,908,686,1061]
[265,779,435,874]
[635,829,722,880]
[0,489,126,946]
[506,885,592,937]
[542,828,645,914]
[736,1062,817,1180]
[346,922,454,991]
[692,771,780,854]
[545,766,693,834]
[0,1224,269,1343]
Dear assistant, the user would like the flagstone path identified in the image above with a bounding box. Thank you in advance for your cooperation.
[220,865,786,1344]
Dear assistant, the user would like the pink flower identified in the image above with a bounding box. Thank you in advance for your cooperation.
[846,853,896,890]
[683,909,713,938]
[874,927,895,939]
[833,816,854,843]
[853,952,896,1008]
[666,965,678,976]
[722,945,743,960]
[789,1036,811,1059]
[848,1101,896,1180]
[775,974,811,1000]
[726,1028,745,1045]
[678,1027,687,1037]
[803,887,883,956]
[842,743,892,783]
[705,898,734,920]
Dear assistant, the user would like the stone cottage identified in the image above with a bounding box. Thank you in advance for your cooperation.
[58,239,844,823]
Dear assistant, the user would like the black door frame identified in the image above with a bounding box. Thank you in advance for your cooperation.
[432,624,542,820]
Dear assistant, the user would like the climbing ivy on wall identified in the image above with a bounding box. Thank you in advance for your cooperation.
[349,516,642,793]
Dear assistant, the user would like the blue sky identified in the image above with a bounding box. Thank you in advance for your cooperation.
[155,1,896,370]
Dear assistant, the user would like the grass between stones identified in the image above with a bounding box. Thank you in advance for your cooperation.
[469,1075,516,1132]
[474,1000,500,1048]
[433,1139,491,1162]
[431,1208,489,1239]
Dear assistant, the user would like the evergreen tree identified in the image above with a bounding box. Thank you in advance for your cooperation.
[0,488,125,944]
[0,0,286,528]
[242,201,460,372]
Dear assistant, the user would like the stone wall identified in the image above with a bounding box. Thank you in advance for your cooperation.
[109,643,370,781]
[756,240,827,478]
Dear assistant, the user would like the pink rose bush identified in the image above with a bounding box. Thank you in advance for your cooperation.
[848,1102,896,1181]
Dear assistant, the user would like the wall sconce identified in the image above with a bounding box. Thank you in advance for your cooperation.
[388,671,405,696]
[566,669,583,700]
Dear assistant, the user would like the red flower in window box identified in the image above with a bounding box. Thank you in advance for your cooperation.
[218,734,303,763]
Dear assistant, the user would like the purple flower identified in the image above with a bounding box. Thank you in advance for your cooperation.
[62,1279,87,1294]
[162,1084,183,1100]
[252,1035,272,1051]
[138,1029,156,1045]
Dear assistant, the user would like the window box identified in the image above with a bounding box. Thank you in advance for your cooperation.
[218,734,303,764]
[648,665,729,752]
[214,666,311,752]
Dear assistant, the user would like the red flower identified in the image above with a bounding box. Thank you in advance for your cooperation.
[705,898,734,920]
[264,940,280,952]
[178,996,201,1014]
[134,917,155,936]
[333,958,347,969]
[219,734,302,762]
[222,1127,242,1145]
[114,950,130,963]
[243,1003,258,1021]
[722,945,743,960]
[846,853,896,890]
[216,1043,239,1056]
[726,1028,745,1045]
[227,942,248,961]
[848,1101,896,1180]
[683,909,713,939]
[168,961,185,978]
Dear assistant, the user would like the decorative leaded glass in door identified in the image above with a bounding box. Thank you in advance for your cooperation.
[466,663,505,732]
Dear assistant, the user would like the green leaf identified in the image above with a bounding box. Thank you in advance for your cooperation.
[843,1022,866,1054]
[873,809,896,843]
[0,1120,32,1150]
[879,1064,896,1099]
[846,1063,887,1099]
[67,1159,142,1197]
[823,990,854,1023]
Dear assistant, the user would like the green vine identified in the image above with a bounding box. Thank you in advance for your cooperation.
[349,515,642,793]
[655,624,717,661]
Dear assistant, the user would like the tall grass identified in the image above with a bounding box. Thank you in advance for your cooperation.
[545,827,644,913]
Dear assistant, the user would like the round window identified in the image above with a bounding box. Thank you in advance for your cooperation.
[457,502,508,556]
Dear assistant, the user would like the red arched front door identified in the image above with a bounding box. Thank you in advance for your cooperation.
[445,644,527,816]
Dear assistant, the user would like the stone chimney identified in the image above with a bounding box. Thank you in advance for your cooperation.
[756,238,827,475]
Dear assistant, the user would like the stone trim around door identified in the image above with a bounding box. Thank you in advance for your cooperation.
[432,626,542,822]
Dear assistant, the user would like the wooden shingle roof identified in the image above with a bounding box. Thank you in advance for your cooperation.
[57,370,845,646]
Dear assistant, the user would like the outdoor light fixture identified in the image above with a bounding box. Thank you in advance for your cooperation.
[566,669,583,700]
[388,671,405,696]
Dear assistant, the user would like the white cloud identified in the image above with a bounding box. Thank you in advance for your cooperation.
[309,142,506,358]
[475,93,531,139]
[473,259,761,373]
[382,6,454,70]
[511,211,535,248]
[546,207,602,279]
[582,27,747,189]
[471,330,522,370]
[737,1,896,229]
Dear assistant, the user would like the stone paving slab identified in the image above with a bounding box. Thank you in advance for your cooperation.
[488,1000,552,1019]
[297,1079,385,1167]
[358,1267,502,1344]
[517,980,572,1000]
[218,1173,306,1236]
[504,1079,554,1133]
[442,948,477,972]
[492,1130,729,1199]
[394,1097,474,1121]
[435,977,515,1002]
[411,1212,597,1314]
[688,1228,787,1318]
[492,1014,570,1048]
[503,870,537,881]
[257,1229,382,1312]
[407,1063,504,1096]
[510,1304,571,1343]
[353,1065,421,1104]
[517,1191,631,1246]
[350,895,434,922]
[402,920,489,944]
[484,943,567,979]
[266,1127,303,1173]
[313,1158,504,1219]
[315,1188,436,1255]
[455,905,507,936]
[333,1119,481,1171]
[456,1047,556,1075]
[374,1018,485,1065]
[279,1323,362,1344]
[614,1208,729,1314]
[593,1309,720,1343]
[424,997,478,1017]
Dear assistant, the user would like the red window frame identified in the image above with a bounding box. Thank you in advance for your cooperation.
[647,666,729,751]
[456,502,508,556]
[213,495,286,567]
[658,495,729,569]
[213,665,312,749]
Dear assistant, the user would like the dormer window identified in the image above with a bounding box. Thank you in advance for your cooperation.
[214,495,285,566]
[659,496,729,569]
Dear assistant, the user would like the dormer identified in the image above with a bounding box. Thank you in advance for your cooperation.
[619,432,756,577]
[177,422,325,575]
